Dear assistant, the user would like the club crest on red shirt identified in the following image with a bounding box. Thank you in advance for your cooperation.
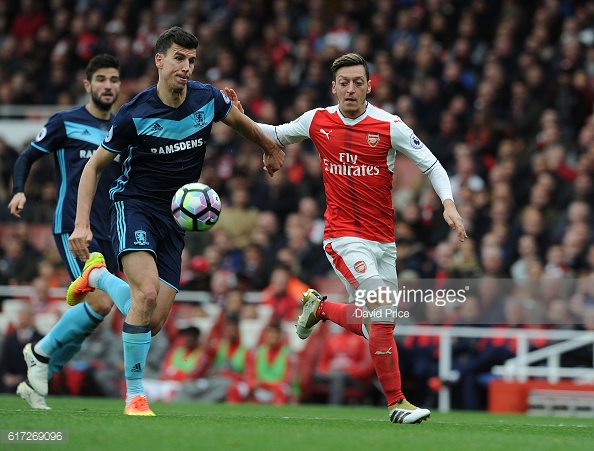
[367,133,380,147]
[354,260,367,273]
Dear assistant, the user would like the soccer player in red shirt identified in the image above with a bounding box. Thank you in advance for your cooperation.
[228,52,466,424]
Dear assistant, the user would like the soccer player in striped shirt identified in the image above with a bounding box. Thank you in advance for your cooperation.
[8,54,122,410]
[67,26,284,416]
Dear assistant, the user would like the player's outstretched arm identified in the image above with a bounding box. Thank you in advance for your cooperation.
[443,199,467,242]
[222,104,285,177]
[8,146,46,218]
[69,146,116,261]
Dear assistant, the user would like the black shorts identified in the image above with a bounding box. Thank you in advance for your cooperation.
[110,199,185,290]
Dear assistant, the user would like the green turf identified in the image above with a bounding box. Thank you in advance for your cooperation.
[0,395,592,451]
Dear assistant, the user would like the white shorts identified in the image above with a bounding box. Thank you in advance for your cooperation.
[323,236,398,303]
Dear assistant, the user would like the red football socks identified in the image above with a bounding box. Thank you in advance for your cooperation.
[317,301,364,336]
[369,322,403,406]
[317,301,404,405]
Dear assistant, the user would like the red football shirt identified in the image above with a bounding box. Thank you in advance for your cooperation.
[261,102,446,242]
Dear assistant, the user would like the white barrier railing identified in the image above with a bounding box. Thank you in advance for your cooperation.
[393,325,594,413]
[491,332,594,383]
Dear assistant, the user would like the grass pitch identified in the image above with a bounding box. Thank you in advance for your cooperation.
[0,395,592,451]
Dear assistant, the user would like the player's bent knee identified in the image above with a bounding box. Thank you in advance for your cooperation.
[86,291,114,317]
[140,286,159,302]
[133,287,159,311]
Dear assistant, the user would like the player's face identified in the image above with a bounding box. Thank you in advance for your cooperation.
[157,44,196,94]
[332,65,371,119]
[87,68,121,111]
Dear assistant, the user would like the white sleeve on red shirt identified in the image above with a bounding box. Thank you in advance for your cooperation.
[389,119,454,204]
[256,109,318,145]
[426,161,454,204]
[255,123,283,146]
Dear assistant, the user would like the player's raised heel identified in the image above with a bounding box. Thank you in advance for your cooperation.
[66,252,106,306]
[23,343,49,397]
[124,395,156,416]
[295,289,326,340]
[388,399,431,424]
[16,381,51,410]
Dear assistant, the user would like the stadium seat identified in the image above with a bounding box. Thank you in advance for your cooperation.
[189,303,222,339]
[239,319,266,350]
[1,299,28,325]
[282,321,307,353]
[34,312,59,335]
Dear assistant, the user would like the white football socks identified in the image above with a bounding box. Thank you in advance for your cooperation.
[88,267,108,288]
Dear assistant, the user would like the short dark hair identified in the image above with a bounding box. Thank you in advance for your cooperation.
[179,325,201,337]
[85,54,119,81]
[225,312,240,325]
[155,26,199,55]
[330,53,369,81]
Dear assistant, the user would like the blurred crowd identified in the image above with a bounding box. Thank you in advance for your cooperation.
[2,0,594,409]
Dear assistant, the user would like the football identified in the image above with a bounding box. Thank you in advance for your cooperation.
[171,182,222,231]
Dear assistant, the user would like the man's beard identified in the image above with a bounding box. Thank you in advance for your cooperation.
[91,91,114,112]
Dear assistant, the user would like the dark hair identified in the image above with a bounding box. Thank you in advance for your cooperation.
[330,53,369,81]
[155,26,199,55]
[85,54,119,81]
[179,325,201,337]
[226,312,240,325]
